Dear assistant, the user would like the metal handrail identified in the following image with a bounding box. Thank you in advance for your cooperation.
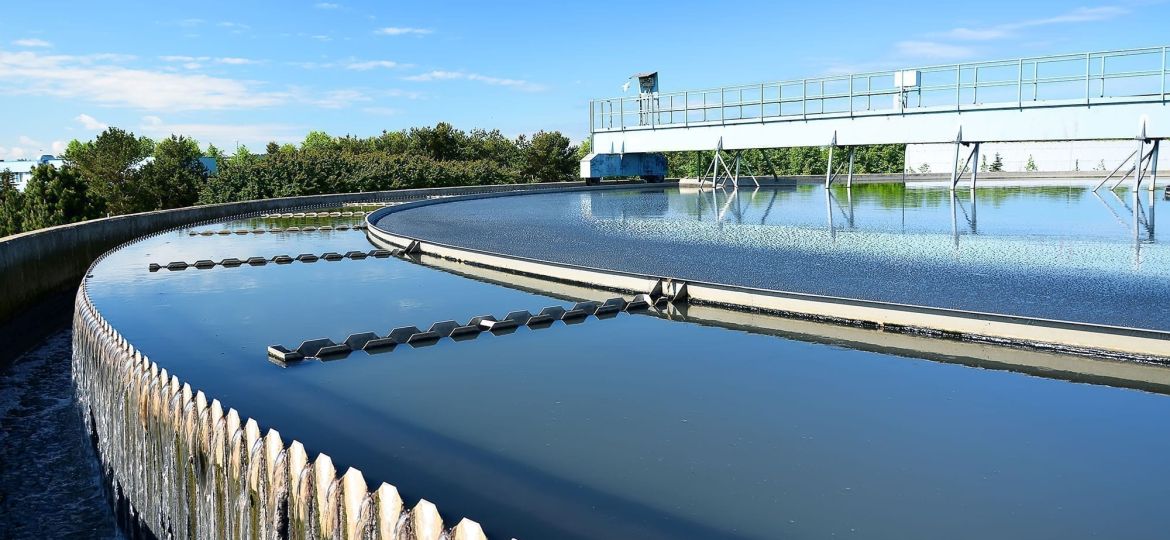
[590,46,1170,133]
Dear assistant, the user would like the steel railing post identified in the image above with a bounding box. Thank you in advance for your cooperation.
[848,75,854,116]
[619,97,624,130]
[955,63,961,110]
[720,87,725,124]
[803,79,807,119]
[1162,46,1167,99]
[1085,52,1091,104]
[760,83,765,121]
[973,66,979,105]
[1017,59,1023,108]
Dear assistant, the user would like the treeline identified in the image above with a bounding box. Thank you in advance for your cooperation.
[0,123,580,237]
[662,144,906,178]
[0,129,207,236]
[200,125,577,204]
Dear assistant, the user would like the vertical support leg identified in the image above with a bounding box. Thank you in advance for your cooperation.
[970,143,980,192]
[1149,140,1160,192]
[1135,138,1146,190]
[846,147,855,189]
[950,139,962,191]
[825,144,835,189]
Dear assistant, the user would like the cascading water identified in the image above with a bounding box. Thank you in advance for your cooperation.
[72,238,490,540]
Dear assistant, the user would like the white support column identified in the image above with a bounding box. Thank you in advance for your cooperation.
[846,147,855,189]
[970,142,980,192]
[825,144,835,189]
[1149,140,1160,191]
[950,128,964,192]
[1134,138,1146,190]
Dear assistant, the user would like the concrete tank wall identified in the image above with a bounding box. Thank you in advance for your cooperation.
[0,181,589,327]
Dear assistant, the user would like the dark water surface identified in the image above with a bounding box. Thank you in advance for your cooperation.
[0,330,119,539]
[81,208,1170,539]
[378,183,1170,330]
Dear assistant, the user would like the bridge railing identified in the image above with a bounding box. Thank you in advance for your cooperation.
[590,46,1169,134]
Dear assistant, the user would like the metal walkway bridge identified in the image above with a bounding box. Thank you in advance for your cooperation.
[581,46,1169,190]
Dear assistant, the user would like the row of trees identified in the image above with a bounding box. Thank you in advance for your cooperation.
[661,144,907,178]
[201,124,578,204]
[0,129,207,237]
[0,123,581,237]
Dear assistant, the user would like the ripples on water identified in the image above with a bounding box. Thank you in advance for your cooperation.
[0,330,119,539]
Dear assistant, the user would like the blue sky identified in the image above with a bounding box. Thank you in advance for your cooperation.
[1,0,1166,158]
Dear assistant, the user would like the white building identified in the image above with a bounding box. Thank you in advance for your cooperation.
[1,155,217,191]
[0,155,66,191]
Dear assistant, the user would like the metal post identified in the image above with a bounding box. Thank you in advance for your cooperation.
[802,79,807,119]
[847,147,855,189]
[684,92,689,127]
[1163,46,1167,99]
[973,66,979,105]
[1150,140,1161,191]
[760,83,765,121]
[1017,59,1023,107]
[970,142,980,191]
[720,87,725,124]
[955,63,961,110]
[950,139,962,191]
[1134,138,1146,190]
[619,98,624,130]
[1085,53,1091,104]
[848,75,854,117]
[825,143,835,189]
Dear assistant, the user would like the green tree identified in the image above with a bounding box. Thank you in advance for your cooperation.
[266,141,281,155]
[0,169,23,236]
[134,135,207,210]
[20,164,95,230]
[576,138,592,162]
[63,127,155,215]
[1025,155,1038,171]
[301,131,335,153]
[989,153,1004,172]
[980,154,989,172]
[521,131,578,182]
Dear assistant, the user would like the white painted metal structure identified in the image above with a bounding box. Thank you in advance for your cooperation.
[586,47,1170,189]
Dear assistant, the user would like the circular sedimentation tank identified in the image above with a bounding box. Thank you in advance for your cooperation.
[75,183,1170,539]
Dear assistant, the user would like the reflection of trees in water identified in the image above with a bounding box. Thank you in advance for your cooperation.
[666,144,907,178]
[835,183,1091,210]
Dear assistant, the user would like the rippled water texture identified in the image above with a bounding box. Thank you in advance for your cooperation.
[379,183,1170,330]
[82,205,1170,539]
[0,330,119,539]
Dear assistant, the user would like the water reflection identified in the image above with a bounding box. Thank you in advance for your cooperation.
[380,184,1170,329]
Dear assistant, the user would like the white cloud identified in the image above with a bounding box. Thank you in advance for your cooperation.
[345,60,401,70]
[138,115,303,147]
[375,27,432,36]
[314,2,341,8]
[403,70,546,91]
[51,140,66,154]
[937,5,1128,42]
[18,135,41,147]
[13,38,51,48]
[362,106,399,116]
[177,18,204,27]
[895,41,977,61]
[217,21,251,32]
[75,113,108,130]
[303,89,371,108]
[0,50,287,110]
[311,35,332,42]
[0,146,28,160]
[216,57,259,65]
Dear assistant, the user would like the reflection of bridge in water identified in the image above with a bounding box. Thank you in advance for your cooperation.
[679,184,1160,262]
[582,46,1169,192]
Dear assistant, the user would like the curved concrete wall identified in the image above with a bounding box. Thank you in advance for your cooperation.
[0,181,591,326]
[366,188,1170,362]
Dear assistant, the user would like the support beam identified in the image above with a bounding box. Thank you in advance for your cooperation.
[1093,148,1139,191]
[970,143,980,192]
[949,128,964,192]
[1134,138,1146,190]
[824,143,835,189]
[846,147,855,189]
[1149,140,1161,192]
